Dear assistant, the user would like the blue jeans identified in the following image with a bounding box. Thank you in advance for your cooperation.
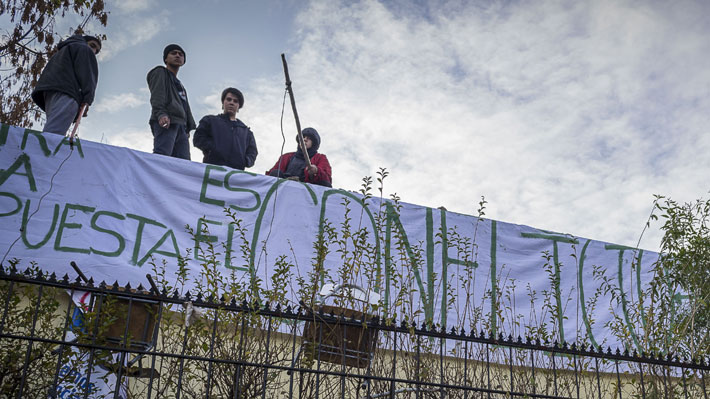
[150,121,191,160]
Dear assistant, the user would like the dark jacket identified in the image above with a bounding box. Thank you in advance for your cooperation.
[267,152,332,187]
[146,66,196,131]
[193,114,258,170]
[32,35,99,110]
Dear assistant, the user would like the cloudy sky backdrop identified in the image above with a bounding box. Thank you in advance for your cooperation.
[31,0,710,251]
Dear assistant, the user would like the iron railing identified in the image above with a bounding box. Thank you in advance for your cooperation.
[0,265,708,398]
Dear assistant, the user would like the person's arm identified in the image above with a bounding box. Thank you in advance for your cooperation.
[266,154,291,177]
[74,44,99,106]
[304,154,332,187]
[184,92,196,133]
[147,68,170,124]
[245,129,258,168]
[192,116,214,152]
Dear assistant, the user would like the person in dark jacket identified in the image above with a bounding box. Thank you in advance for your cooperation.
[193,87,258,170]
[266,127,332,187]
[147,44,196,160]
[31,34,101,135]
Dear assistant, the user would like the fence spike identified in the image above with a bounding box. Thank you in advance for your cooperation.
[136,283,145,292]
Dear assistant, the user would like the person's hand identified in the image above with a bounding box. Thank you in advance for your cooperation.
[75,103,89,122]
[159,115,171,129]
[307,165,318,176]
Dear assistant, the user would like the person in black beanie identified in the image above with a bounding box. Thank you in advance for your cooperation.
[32,34,101,135]
[146,44,195,160]
[266,127,332,187]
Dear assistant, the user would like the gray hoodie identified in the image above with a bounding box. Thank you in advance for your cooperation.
[146,66,196,131]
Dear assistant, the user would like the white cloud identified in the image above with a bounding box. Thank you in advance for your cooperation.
[242,0,710,250]
[93,91,146,113]
[110,0,155,14]
[97,11,170,61]
[104,127,153,153]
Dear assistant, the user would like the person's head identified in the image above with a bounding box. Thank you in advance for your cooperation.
[163,44,185,69]
[83,35,101,55]
[299,127,321,151]
[221,87,244,118]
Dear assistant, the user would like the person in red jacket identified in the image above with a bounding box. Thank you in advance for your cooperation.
[266,127,332,187]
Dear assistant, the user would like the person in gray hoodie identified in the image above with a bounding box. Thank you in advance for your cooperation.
[32,34,101,135]
[146,44,196,160]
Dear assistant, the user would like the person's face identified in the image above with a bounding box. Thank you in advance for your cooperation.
[303,136,313,149]
[165,50,185,67]
[87,40,101,55]
[222,92,240,115]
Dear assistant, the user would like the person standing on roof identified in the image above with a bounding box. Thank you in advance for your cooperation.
[31,34,101,135]
[193,87,258,170]
[147,44,196,160]
[266,127,332,187]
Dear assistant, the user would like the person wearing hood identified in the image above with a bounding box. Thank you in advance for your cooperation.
[31,34,101,135]
[266,127,332,187]
[193,87,258,170]
[146,44,196,160]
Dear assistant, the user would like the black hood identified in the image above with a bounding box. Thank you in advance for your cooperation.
[299,127,321,152]
[57,34,88,51]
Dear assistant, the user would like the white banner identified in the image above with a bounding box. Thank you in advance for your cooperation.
[0,123,659,349]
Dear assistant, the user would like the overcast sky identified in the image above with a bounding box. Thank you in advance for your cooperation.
[30,0,710,251]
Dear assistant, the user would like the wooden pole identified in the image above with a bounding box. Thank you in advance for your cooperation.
[68,103,88,148]
[281,53,311,167]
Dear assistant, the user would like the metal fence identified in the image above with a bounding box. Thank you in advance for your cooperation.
[0,264,708,399]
